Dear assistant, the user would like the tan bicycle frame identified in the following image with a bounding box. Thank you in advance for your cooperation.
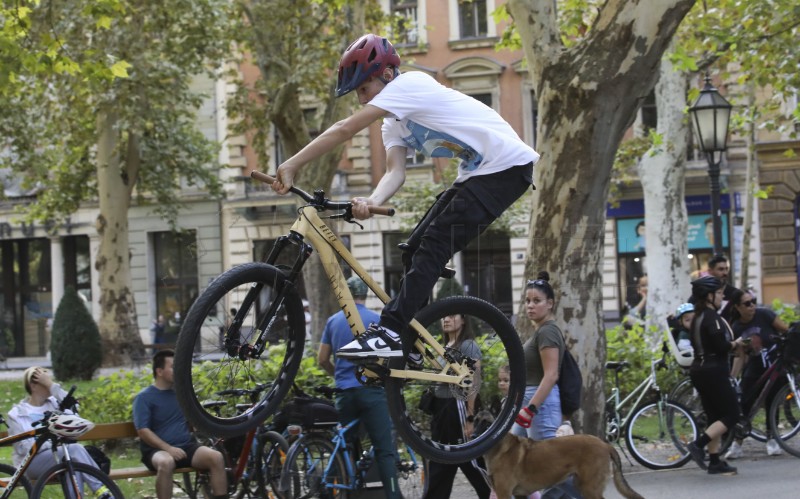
[290,206,471,385]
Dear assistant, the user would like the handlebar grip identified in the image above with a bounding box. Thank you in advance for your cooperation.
[251,170,276,184]
[368,206,395,217]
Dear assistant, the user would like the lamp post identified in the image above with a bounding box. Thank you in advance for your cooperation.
[689,74,732,256]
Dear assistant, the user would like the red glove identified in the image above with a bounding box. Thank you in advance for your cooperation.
[515,406,536,428]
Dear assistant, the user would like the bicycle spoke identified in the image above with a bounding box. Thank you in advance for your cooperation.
[625,401,697,470]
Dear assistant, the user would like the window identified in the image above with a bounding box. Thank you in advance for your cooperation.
[63,235,91,304]
[391,1,419,45]
[383,232,409,300]
[530,90,539,147]
[469,92,492,108]
[462,233,512,315]
[153,231,199,334]
[458,0,488,39]
[640,90,657,132]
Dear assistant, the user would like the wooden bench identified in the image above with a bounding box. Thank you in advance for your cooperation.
[1,422,196,481]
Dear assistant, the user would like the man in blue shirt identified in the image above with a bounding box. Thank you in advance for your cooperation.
[318,276,400,498]
[133,350,228,499]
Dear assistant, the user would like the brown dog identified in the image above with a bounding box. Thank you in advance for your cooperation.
[484,433,644,499]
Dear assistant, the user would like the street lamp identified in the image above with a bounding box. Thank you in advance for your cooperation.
[689,74,732,256]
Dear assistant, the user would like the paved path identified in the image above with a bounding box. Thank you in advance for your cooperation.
[450,438,798,498]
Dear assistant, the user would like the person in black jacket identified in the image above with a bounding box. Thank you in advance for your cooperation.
[685,276,747,475]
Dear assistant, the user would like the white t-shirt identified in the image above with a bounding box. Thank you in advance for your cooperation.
[369,71,540,183]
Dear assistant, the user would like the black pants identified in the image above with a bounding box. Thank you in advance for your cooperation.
[424,397,490,499]
[690,362,740,430]
[380,163,533,349]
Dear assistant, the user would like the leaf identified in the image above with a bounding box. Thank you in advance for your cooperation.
[110,60,132,78]
[96,16,113,30]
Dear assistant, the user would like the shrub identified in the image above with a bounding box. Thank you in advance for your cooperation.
[605,322,682,397]
[50,286,102,380]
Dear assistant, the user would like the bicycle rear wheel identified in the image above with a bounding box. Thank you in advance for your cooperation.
[625,399,698,470]
[174,263,306,437]
[280,434,348,499]
[0,462,31,497]
[769,375,800,457]
[384,296,525,464]
[31,462,123,498]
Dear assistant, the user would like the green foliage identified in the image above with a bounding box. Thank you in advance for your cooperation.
[50,287,103,380]
[80,370,152,423]
[0,0,229,225]
[771,298,800,326]
[605,323,682,398]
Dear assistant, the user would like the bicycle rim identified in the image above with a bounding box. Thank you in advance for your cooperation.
[174,263,306,437]
[670,379,706,430]
[769,376,800,457]
[625,400,698,470]
[281,435,347,499]
[385,296,525,464]
[0,463,30,497]
[32,462,124,498]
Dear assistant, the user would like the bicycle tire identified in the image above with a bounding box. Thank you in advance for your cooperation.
[625,399,698,470]
[0,462,31,497]
[174,262,306,437]
[670,378,707,429]
[768,376,800,457]
[256,430,290,499]
[384,296,525,464]
[31,462,123,498]
[280,434,348,499]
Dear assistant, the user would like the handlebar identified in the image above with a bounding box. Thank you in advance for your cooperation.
[250,170,395,217]
[58,385,78,412]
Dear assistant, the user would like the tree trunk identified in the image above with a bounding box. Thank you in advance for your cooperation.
[738,82,757,291]
[638,47,691,350]
[508,0,696,436]
[95,109,143,366]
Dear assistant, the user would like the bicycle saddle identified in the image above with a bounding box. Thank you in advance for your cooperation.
[605,361,630,371]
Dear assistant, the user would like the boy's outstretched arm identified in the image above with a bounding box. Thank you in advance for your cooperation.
[272,104,387,194]
[352,145,407,219]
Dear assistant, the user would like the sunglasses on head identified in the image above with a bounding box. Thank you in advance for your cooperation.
[740,299,756,307]
[527,279,547,287]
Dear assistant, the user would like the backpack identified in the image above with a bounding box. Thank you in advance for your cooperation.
[558,348,583,416]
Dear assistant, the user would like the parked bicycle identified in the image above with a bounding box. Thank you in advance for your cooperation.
[188,384,290,499]
[173,171,526,463]
[278,388,426,499]
[0,386,123,498]
[605,343,699,470]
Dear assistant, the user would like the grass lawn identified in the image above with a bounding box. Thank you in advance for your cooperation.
[0,378,181,497]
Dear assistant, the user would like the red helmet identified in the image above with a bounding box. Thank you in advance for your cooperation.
[335,34,401,97]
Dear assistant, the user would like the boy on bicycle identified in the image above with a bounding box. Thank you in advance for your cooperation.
[272,33,539,367]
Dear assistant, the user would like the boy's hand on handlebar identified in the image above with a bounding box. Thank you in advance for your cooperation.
[351,197,374,220]
[271,164,297,195]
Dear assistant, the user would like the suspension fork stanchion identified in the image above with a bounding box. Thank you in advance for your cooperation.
[57,442,82,497]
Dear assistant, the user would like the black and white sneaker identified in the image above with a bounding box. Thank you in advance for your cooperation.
[338,324,404,359]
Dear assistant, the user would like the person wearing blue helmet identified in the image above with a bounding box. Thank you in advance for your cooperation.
[674,303,695,353]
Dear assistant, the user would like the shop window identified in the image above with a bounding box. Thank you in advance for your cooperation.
[153,231,199,339]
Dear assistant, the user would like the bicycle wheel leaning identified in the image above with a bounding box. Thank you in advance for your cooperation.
[279,434,348,499]
[256,430,290,499]
[174,263,306,437]
[384,296,526,464]
[31,462,123,498]
[0,462,31,497]
[625,399,698,470]
[769,374,800,457]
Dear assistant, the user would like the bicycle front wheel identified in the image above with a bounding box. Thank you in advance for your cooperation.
[0,462,31,497]
[769,375,800,457]
[174,262,306,437]
[256,430,290,499]
[625,399,698,470]
[385,296,526,464]
[280,434,348,499]
[31,462,123,498]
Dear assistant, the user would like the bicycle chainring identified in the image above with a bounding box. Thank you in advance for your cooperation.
[444,347,480,400]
